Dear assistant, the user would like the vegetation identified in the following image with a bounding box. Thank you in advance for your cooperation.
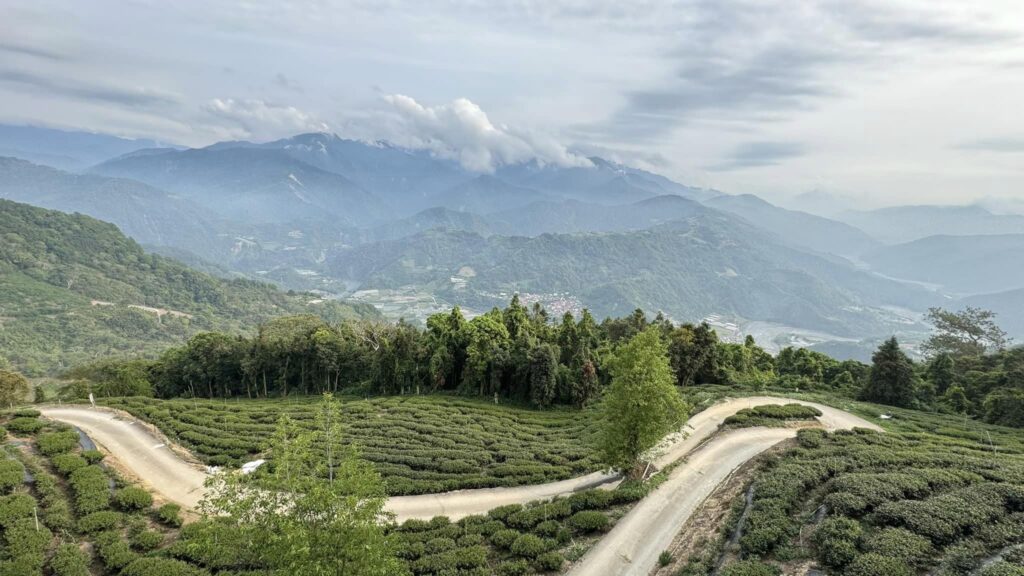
[0,198,376,375]
[105,394,600,495]
[597,328,689,474]
[0,370,30,407]
[722,403,822,428]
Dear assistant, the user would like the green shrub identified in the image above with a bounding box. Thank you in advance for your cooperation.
[94,530,138,571]
[511,533,550,558]
[813,516,863,569]
[536,550,564,571]
[489,504,525,522]
[37,430,80,455]
[0,493,36,528]
[0,460,23,493]
[77,510,122,533]
[51,453,88,476]
[3,517,53,565]
[719,560,782,576]
[68,465,111,514]
[565,489,614,512]
[844,553,915,576]
[13,409,41,418]
[114,486,153,511]
[496,559,532,576]
[6,417,44,434]
[121,557,211,576]
[158,502,183,527]
[659,550,673,566]
[130,529,164,551]
[491,528,521,549]
[862,527,934,567]
[81,449,105,464]
[566,510,610,533]
[980,562,1024,576]
[49,543,91,576]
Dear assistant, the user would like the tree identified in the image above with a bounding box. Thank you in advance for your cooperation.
[528,344,559,408]
[860,337,916,408]
[201,394,406,576]
[921,307,1009,358]
[0,370,30,407]
[925,353,956,395]
[667,323,722,386]
[597,328,690,475]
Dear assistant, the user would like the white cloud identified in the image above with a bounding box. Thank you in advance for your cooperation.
[374,94,592,172]
[202,98,329,141]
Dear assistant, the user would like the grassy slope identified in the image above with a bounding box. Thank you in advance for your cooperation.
[0,199,378,375]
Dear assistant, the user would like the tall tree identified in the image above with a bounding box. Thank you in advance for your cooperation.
[921,307,1010,358]
[201,394,406,576]
[0,369,30,407]
[597,328,690,476]
[528,344,559,408]
[925,353,956,395]
[860,337,917,408]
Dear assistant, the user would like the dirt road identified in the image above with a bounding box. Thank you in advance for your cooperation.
[40,397,878,523]
[566,398,879,576]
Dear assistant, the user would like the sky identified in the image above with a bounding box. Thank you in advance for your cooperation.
[2,0,1024,209]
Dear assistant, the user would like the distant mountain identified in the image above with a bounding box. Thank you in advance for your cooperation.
[327,216,932,337]
[704,193,880,256]
[864,234,1024,295]
[837,205,1024,244]
[92,146,384,225]
[0,124,176,170]
[0,199,376,374]
[0,157,220,257]
[431,175,550,214]
[362,207,495,242]
[487,195,713,236]
[961,288,1024,340]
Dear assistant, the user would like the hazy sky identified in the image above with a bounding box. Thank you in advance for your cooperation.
[2,0,1024,208]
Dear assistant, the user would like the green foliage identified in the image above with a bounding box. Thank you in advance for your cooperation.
[50,453,88,476]
[49,543,91,576]
[106,394,600,495]
[80,449,104,464]
[76,510,122,533]
[597,328,690,472]
[844,553,915,576]
[6,417,43,434]
[68,465,111,514]
[0,460,22,493]
[121,558,211,576]
[723,404,821,428]
[862,527,934,567]
[566,510,610,533]
[658,550,673,566]
[158,502,183,527]
[94,530,138,571]
[718,560,782,576]
[813,516,862,568]
[37,430,80,456]
[0,370,31,407]
[922,307,1009,358]
[860,337,917,408]
[0,198,376,376]
[510,533,550,558]
[200,393,406,576]
[113,486,153,511]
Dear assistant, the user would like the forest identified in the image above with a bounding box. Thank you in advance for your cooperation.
[56,297,1024,429]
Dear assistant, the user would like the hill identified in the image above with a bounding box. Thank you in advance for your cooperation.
[961,288,1024,340]
[0,157,224,259]
[705,193,880,257]
[0,123,175,170]
[0,199,377,374]
[863,234,1024,294]
[327,217,933,337]
[838,204,1024,244]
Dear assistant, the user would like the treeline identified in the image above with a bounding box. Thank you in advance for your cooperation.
[61,297,870,409]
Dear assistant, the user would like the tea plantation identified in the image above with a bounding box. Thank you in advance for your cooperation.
[678,403,1024,576]
[102,395,601,495]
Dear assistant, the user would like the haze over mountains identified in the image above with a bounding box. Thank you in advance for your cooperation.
[1,123,1022,358]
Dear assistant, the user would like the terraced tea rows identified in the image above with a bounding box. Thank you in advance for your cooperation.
[104,396,602,495]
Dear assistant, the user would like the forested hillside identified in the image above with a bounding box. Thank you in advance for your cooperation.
[0,199,377,374]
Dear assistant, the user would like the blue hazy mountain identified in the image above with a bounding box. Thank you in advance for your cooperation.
[0,124,177,170]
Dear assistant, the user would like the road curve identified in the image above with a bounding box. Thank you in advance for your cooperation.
[566,399,880,576]
[39,397,878,523]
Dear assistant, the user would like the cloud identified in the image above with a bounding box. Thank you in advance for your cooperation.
[956,136,1024,153]
[706,141,806,171]
[586,0,1017,142]
[0,40,69,62]
[371,94,592,172]
[0,68,179,107]
[202,98,329,141]
[272,72,303,93]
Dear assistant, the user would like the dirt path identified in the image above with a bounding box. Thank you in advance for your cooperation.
[40,397,878,523]
[566,399,879,576]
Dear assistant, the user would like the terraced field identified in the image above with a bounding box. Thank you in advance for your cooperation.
[104,396,601,496]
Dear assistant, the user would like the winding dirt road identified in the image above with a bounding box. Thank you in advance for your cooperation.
[39,397,878,530]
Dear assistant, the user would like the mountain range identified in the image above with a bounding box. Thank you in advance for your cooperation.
[1,123,1022,354]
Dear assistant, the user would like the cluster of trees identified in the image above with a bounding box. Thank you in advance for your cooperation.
[65,299,735,408]
[859,307,1023,427]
